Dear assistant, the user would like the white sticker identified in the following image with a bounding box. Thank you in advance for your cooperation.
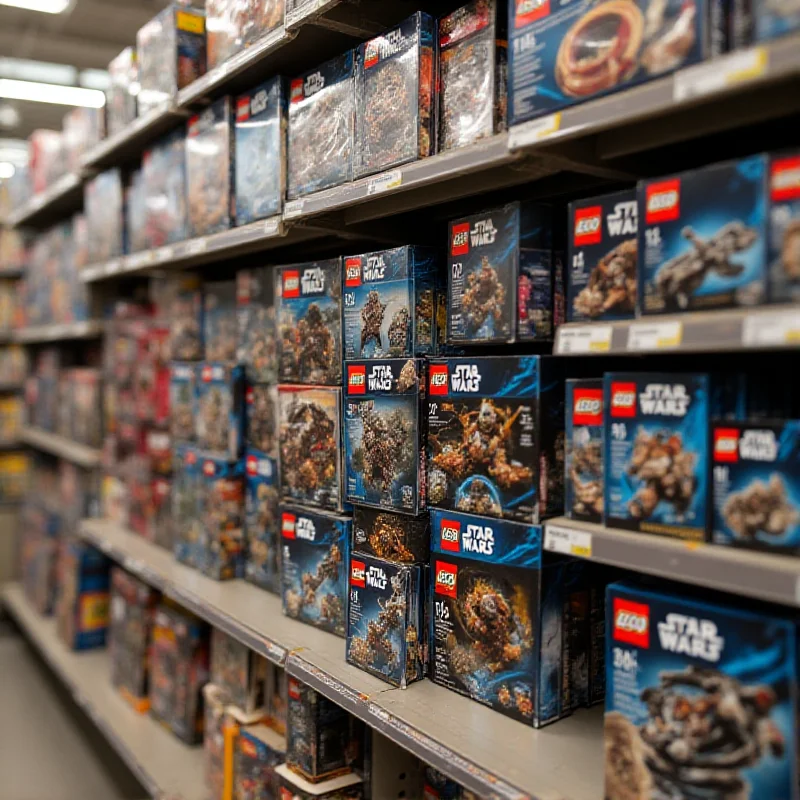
[127,251,153,269]
[104,259,121,276]
[508,112,563,150]
[367,169,402,196]
[627,321,683,351]
[674,46,767,102]
[156,246,173,263]
[185,237,207,256]
[556,325,613,354]
[544,524,592,559]
[742,309,800,347]
[283,199,305,219]
[263,217,280,236]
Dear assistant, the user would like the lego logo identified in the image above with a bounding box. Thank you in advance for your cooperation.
[451,222,470,256]
[344,258,361,287]
[515,0,550,27]
[201,365,213,382]
[616,611,647,633]
[246,455,258,476]
[647,191,677,213]
[610,382,636,418]
[246,387,254,404]
[714,428,739,463]
[645,179,681,224]
[434,560,457,598]
[771,156,800,201]
[351,559,366,587]
[613,393,634,407]
[288,678,301,699]
[235,98,250,122]
[573,205,602,246]
[186,450,197,465]
[240,738,257,758]
[429,365,449,396]
[576,217,599,235]
[282,270,300,298]
[281,512,296,539]
[575,398,600,414]
[347,365,366,395]
[202,460,216,476]
[440,521,460,552]
[613,598,649,647]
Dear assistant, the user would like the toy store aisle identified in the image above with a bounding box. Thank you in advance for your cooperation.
[0,628,144,800]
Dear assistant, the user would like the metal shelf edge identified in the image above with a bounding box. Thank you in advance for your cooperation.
[20,427,102,468]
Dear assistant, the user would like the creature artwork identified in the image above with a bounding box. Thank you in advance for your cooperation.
[198,457,245,581]
[204,281,238,364]
[173,444,202,569]
[768,152,800,303]
[196,364,244,460]
[463,257,506,334]
[574,239,637,319]
[142,130,189,248]
[352,506,429,563]
[236,267,277,384]
[210,627,267,713]
[244,449,280,593]
[565,379,604,523]
[166,274,203,361]
[246,384,277,457]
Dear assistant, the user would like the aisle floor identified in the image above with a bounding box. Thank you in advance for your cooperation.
[0,624,145,800]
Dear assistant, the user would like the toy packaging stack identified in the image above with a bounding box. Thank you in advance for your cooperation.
[565,378,604,523]
[198,455,245,580]
[170,363,196,442]
[204,281,238,364]
[352,505,429,564]
[142,130,189,248]
[173,443,202,568]
[246,383,277,456]
[166,274,204,361]
[769,150,800,303]
[265,662,288,734]
[236,266,277,383]
[85,169,124,265]
[202,683,232,800]
[245,448,280,592]
[106,47,138,137]
[754,0,800,41]
[235,723,286,800]
[210,628,267,714]
[207,0,284,69]
[126,168,148,254]
[275,764,364,799]
[196,363,245,461]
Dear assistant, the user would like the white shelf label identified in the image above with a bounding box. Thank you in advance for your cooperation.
[185,238,207,256]
[557,325,612,354]
[742,309,800,347]
[674,46,767,102]
[508,112,562,150]
[367,169,402,196]
[628,321,683,351]
[263,217,280,236]
[283,199,305,219]
[544,525,592,559]
[126,251,153,269]
[104,259,121,276]
[156,246,173,263]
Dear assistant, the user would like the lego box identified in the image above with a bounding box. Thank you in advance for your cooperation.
[565,378,604,523]
[198,455,245,580]
[235,723,285,800]
[246,383,277,457]
[236,267,277,383]
[204,280,238,364]
[196,363,245,461]
[280,505,350,637]
[244,448,280,593]
[352,505,429,563]
[769,151,800,303]
[143,130,188,248]
[169,362,196,443]
[604,372,710,540]
[712,419,800,555]
[275,765,363,800]
[638,155,768,314]
[344,359,426,514]
[605,582,799,800]
[166,275,203,361]
[211,627,267,714]
[754,0,800,41]
[173,444,202,570]
[427,356,564,523]
[567,189,638,322]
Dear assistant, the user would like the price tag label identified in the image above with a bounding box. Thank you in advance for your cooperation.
[367,169,402,196]
[104,259,121,276]
[544,524,592,559]
[156,246,173,263]
[628,321,683,351]
[263,217,280,236]
[674,46,767,102]
[127,251,153,269]
[557,325,612,354]
[742,309,800,347]
[283,199,305,219]
[185,237,207,256]
[508,112,562,150]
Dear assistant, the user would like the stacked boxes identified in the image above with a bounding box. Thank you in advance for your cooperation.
[565,379,604,522]
[768,150,800,303]
[244,448,280,592]
[143,130,188,248]
[106,47,138,137]
[196,363,245,461]
[210,628,267,714]
[198,455,245,580]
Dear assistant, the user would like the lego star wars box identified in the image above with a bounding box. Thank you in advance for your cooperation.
[638,155,768,314]
[768,151,800,303]
[565,378,604,523]
[754,0,800,41]
[211,627,267,714]
[275,765,364,800]
[343,246,439,360]
[204,280,237,364]
[354,12,435,179]
[143,130,188,248]
[711,420,800,555]
[346,553,425,687]
[277,259,343,386]
[235,77,287,225]
[198,455,245,580]
[427,356,564,523]
[196,363,245,460]
[246,383,277,457]
[567,190,638,322]
[236,267,277,383]
[235,723,285,800]
[187,98,235,237]
[352,505,429,563]
[287,51,355,199]
[173,444,202,570]
[280,505,350,636]
[438,0,507,152]
[508,0,710,125]
[344,359,426,514]
[278,385,345,512]
[85,169,124,264]
[169,363,195,444]
[604,582,800,800]
[167,275,204,361]
[245,448,280,593]
[604,373,710,540]
[106,47,138,137]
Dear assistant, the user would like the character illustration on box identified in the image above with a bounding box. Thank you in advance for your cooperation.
[605,666,787,800]
[284,542,344,630]
[462,256,506,337]
[200,387,229,452]
[249,387,276,454]
[366,513,415,562]
[279,303,338,384]
[722,475,799,545]
[573,239,637,319]
[360,289,418,358]
[568,429,604,518]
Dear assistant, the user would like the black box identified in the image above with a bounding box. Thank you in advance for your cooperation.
[196,363,245,460]
[236,267,277,384]
[565,378,604,523]
[245,383,277,458]
[352,505,429,563]
[204,281,238,364]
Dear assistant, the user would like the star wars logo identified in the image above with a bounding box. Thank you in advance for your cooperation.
[366,565,387,590]
[658,614,724,662]
[739,429,778,461]
[301,267,325,294]
[304,71,325,96]
[250,89,268,117]
[368,365,393,392]
[607,201,637,236]
[364,255,386,281]
[450,364,481,393]
[368,27,407,62]
[463,523,494,555]
[470,219,497,247]
[295,517,316,541]
[639,384,689,416]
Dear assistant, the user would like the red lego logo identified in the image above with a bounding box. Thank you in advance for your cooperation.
[439,520,461,552]
[434,561,458,598]
[573,388,603,425]
[201,365,213,382]
[347,365,366,395]
[451,222,470,256]
[289,79,304,104]
[187,114,200,137]
[282,270,300,298]
[246,454,258,476]
[246,386,254,405]
[429,364,449,396]
[645,179,681,224]
[610,382,637,418]
[515,0,550,27]
[714,428,740,463]
[281,512,296,539]
[186,449,197,466]
[573,205,602,247]
[344,257,362,287]
[287,678,301,700]
[202,460,216,477]
[235,98,250,122]
[351,559,366,588]
[613,597,650,648]
[771,155,800,202]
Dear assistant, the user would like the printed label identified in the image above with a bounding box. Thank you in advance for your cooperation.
[771,155,800,201]
[282,270,300,299]
[610,382,637,418]
[439,520,461,552]
[713,428,739,462]
[515,0,550,27]
[451,222,470,256]
[573,388,603,425]
[351,559,366,588]
[613,597,650,648]
[429,364,449,396]
[573,205,602,246]
[645,179,681,224]
[281,512,296,539]
[434,560,457,598]
[344,257,361,287]
[347,364,366,395]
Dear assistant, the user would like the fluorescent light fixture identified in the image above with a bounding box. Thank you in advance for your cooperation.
[0,162,15,179]
[0,0,70,13]
[0,78,104,108]
[79,69,110,91]
[0,57,75,86]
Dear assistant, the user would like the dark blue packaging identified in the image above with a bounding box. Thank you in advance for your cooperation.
[288,51,355,199]
[352,505,430,563]
[143,129,188,248]
[565,378,604,523]
[604,372,710,540]
[204,280,238,364]
[638,155,768,314]
[354,12,436,179]
[346,553,425,687]
[429,508,570,727]
[342,246,440,360]
[196,362,245,460]
[173,443,201,569]
[235,77,286,225]
[754,0,800,41]
[280,505,351,637]
[236,267,277,383]
[235,724,285,800]
[712,420,800,554]
[605,581,799,800]
[169,362,197,443]
[166,274,203,361]
[567,189,638,322]
[277,259,343,385]
[508,0,710,125]
[245,383,277,458]
[198,455,245,580]
[427,355,564,523]
[768,151,800,303]
[244,448,280,593]
[344,359,426,514]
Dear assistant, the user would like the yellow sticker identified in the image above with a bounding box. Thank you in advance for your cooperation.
[176,10,205,34]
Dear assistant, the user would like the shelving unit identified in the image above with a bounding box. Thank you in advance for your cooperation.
[13,320,104,344]
[20,427,102,468]
[6,173,84,230]
[2,583,205,800]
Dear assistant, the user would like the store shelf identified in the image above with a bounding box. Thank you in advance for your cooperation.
[78,519,603,800]
[13,319,104,343]
[20,427,102,468]
[554,304,800,355]
[2,583,205,800]
[6,173,83,230]
[544,517,800,607]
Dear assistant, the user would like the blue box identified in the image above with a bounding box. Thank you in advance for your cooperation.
[169,362,196,443]
[198,455,245,580]
[236,266,277,383]
[280,505,351,637]
[196,363,245,460]
[235,724,285,800]
[567,189,638,322]
[173,443,201,569]
[604,373,710,540]
[352,505,430,564]
[427,355,564,523]
[244,448,280,593]
[565,378,604,523]
[344,359,426,515]
[235,77,287,225]
[755,0,800,41]
[342,246,440,360]
[605,582,799,800]
[246,383,277,458]
[204,280,237,364]
[769,151,800,303]
[638,155,768,314]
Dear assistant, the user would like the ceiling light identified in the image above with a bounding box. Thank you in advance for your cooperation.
[0,162,15,179]
[0,104,20,129]
[0,78,104,108]
[0,0,70,13]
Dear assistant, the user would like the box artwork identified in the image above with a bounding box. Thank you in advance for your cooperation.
[211,627,267,714]
[755,0,800,41]
[204,280,238,364]
[343,246,439,360]
[275,764,363,799]
[246,383,277,457]
[207,0,285,69]
[711,420,800,555]
[604,372,710,540]
[508,0,710,125]
[438,0,507,152]
[352,505,429,563]
[143,130,188,248]
[278,385,344,511]
[187,99,235,237]
[344,359,426,514]
[170,363,196,442]
[605,582,799,800]
[266,661,288,734]
[287,51,355,199]
[769,151,800,303]
[427,356,564,523]
[236,267,277,383]
[346,553,425,687]
[281,505,350,636]
[354,12,435,179]
[106,47,138,137]
[203,683,230,800]
[198,455,245,580]
[235,77,286,225]
[565,378,604,523]
[638,155,768,314]
[196,363,245,460]
[245,448,280,593]
[173,444,202,568]
[277,259,342,385]
[567,189,638,322]
[235,723,285,800]
[85,169,124,264]
[126,168,148,255]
